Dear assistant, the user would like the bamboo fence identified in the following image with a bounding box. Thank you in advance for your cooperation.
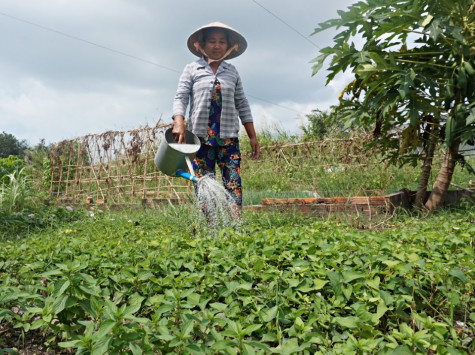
[239,133,384,196]
[46,121,193,205]
[46,124,375,204]
[46,123,474,205]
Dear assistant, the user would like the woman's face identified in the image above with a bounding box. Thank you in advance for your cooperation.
[203,29,228,60]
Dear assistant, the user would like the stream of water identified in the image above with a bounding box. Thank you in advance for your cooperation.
[194,174,240,232]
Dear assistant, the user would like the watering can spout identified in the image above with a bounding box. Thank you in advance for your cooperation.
[176,169,198,182]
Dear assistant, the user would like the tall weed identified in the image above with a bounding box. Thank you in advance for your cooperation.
[240,129,475,198]
[0,168,32,213]
[0,168,87,238]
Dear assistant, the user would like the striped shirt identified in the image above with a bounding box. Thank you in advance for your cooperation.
[173,57,253,138]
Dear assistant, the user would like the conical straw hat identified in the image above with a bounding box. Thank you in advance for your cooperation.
[187,21,247,60]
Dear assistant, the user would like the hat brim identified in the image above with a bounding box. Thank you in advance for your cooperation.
[187,22,247,60]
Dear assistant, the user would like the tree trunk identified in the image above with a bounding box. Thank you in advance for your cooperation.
[414,137,437,208]
[424,141,460,210]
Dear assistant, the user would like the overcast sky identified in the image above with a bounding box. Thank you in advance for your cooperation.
[0,1,356,145]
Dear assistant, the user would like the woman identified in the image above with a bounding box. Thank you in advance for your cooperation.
[172,22,260,216]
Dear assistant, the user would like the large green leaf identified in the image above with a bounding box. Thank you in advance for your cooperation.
[333,316,360,329]
[342,271,365,283]
[124,293,144,316]
[448,267,467,282]
[52,294,68,315]
[93,319,116,340]
[91,335,112,355]
[52,278,70,297]
[260,305,278,322]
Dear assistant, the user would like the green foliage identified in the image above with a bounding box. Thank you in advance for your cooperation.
[41,157,52,190]
[0,169,32,214]
[253,127,300,147]
[311,0,475,165]
[0,131,29,159]
[300,107,348,141]
[241,133,451,197]
[0,156,24,182]
[23,139,50,187]
[301,109,328,141]
[0,203,85,239]
[1,206,473,353]
[0,158,86,238]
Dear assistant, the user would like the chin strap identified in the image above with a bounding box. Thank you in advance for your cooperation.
[193,42,239,64]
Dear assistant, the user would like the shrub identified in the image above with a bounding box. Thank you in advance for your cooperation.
[0,155,24,182]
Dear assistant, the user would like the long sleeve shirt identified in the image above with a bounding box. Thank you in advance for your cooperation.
[173,57,253,138]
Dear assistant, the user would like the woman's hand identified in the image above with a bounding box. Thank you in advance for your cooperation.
[249,137,260,160]
[244,122,260,160]
[172,115,186,143]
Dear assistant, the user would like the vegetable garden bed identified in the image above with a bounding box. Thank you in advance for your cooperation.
[1,207,473,353]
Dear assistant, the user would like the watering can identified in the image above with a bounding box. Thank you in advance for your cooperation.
[154,128,201,182]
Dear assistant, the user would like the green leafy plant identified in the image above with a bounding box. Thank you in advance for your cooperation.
[1,206,473,353]
[0,156,24,182]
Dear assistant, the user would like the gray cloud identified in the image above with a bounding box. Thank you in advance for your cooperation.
[0,0,355,145]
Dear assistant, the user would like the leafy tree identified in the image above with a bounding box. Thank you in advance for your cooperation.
[0,131,29,158]
[301,107,353,141]
[301,109,329,140]
[300,106,348,141]
[311,0,475,210]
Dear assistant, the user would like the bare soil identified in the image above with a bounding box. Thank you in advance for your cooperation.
[0,322,66,354]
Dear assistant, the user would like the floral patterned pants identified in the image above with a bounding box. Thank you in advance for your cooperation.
[192,140,242,207]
